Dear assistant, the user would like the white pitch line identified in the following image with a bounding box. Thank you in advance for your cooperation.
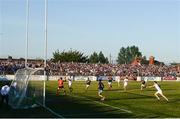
[69,94,132,114]
[93,100,132,113]
[37,102,64,118]
[43,106,64,118]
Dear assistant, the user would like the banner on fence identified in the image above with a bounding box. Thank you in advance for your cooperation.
[141,77,161,81]
[136,77,141,81]
[74,76,97,81]
[163,76,177,81]
[0,75,9,81]
[115,76,120,82]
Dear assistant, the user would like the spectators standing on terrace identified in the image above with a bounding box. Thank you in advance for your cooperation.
[0,58,180,78]
[0,58,43,75]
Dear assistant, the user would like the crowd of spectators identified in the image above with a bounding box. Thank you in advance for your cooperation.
[48,62,180,77]
[0,59,180,77]
[0,60,42,75]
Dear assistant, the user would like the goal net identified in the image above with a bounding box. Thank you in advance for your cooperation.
[8,68,45,109]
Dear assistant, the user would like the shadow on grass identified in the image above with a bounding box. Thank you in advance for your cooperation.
[0,103,55,118]
[45,90,133,118]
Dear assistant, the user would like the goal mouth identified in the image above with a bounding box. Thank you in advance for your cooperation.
[9,68,45,109]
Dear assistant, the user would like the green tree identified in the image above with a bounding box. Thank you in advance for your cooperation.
[52,49,88,63]
[98,51,109,64]
[52,50,61,62]
[89,52,99,63]
[89,51,109,64]
[117,46,142,64]
[117,47,127,64]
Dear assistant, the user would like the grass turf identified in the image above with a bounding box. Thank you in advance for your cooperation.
[0,80,180,118]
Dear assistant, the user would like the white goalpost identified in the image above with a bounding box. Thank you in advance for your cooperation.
[44,0,48,107]
[8,0,48,109]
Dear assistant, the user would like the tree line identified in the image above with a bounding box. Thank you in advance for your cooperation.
[52,45,143,64]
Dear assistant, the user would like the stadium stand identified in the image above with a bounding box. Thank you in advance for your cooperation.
[0,59,179,78]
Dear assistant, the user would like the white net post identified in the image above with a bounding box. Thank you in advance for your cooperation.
[43,0,48,107]
[8,68,44,109]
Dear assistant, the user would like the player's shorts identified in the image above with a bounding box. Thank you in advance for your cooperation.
[156,90,162,95]
[108,82,112,85]
[68,83,72,87]
[58,86,64,89]
[86,85,90,87]
[124,83,127,87]
[141,84,146,87]
[98,89,103,93]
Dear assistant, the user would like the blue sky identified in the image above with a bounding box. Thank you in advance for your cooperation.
[0,0,180,63]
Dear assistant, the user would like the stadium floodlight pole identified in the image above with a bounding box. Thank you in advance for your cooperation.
[43,0,48,107]
[25,0,29,68]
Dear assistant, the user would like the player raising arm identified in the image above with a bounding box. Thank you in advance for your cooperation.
[148,81,168,101]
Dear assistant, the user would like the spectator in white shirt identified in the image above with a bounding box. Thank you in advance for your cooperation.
[1,83,10,105]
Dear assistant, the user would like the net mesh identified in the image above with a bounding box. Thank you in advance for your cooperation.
[8,68,44,109]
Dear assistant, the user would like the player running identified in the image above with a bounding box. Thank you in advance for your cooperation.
[108,76,113,90]
[148,81,168,101]
[85,77,91,91]
[123,76,128,91]
[98,80,105,101]
[56,77,66,96]
[68,76,73,93]
[141,80,147,90]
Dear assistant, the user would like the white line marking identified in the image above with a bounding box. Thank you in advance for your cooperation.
[37,102,64,118]
[69,94,132,114]
[43,106,64,118]
[94,100,132,113]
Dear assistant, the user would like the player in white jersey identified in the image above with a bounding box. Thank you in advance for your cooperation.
[148,81,168,101]
[68,76,73,93]
[123,77,128,91]
[117,77,120,87]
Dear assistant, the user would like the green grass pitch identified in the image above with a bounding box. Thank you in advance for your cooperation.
[0,80,180,118]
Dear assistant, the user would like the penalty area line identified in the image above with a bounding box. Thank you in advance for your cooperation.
[69,94,132,114]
